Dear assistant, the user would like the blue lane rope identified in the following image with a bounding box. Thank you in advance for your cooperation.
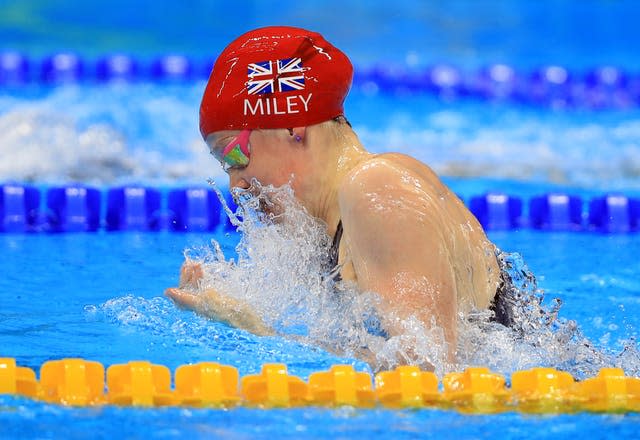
[1,51,639,109]
[1,184,638,233]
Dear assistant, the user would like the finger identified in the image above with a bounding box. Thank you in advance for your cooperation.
[180,261,194,284]
[165,287,200,310]
[180,261,204,288]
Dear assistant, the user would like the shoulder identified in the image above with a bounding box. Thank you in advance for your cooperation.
[343,153,421,180]
[337,153,441,210]
[334,153,457,284]
[335,153,463,260]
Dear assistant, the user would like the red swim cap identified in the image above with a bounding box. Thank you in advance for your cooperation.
[199,26,353,138]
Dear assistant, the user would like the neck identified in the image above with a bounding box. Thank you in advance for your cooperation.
[295,123,370,237]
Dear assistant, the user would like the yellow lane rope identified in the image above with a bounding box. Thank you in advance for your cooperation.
[1,358,638,413]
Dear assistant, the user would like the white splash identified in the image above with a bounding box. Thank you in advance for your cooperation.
[180,182,640,378]
[355,105,640,190]
[0,84,222,184]
[456,251,640,379]
[2,86,640,189]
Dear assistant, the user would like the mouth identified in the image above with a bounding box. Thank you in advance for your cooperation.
[231,186,283,222]
[258,198,270,213]
[259,196,286,221]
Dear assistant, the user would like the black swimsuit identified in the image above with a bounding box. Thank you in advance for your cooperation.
[489,270,516,327]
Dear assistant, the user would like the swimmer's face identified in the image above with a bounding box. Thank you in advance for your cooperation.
[207,129,301,217]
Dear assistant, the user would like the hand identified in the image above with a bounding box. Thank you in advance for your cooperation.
[166,259,273,337]
[163,258,205,311]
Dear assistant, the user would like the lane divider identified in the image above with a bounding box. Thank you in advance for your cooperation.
[1,183,639,233]
[1,51,638,109]
[1,358,639,413]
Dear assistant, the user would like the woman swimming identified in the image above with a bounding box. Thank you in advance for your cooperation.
[166,26,506,368]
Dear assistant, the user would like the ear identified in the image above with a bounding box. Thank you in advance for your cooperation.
[291,127,306,143]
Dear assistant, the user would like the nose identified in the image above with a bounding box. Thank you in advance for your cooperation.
[229,174,250,191]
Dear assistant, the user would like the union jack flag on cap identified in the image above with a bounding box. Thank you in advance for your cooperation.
[247,58,305,95]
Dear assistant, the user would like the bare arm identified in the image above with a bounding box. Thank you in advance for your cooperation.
[339,159,458,360]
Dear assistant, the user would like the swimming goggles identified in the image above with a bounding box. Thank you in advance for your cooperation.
[215,129,251,172]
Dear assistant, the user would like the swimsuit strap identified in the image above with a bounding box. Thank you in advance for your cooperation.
[328,220,343,280]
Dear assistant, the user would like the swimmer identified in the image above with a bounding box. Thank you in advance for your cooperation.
[166,26,507,367]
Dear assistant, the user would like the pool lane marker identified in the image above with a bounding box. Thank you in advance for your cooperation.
[0,357,38,398]
[1,53,636,110]
[1,358,639,413]
[2,184,640,234]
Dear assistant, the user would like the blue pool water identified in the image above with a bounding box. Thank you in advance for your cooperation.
[2,0,640,438]
[1,204,640,438]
